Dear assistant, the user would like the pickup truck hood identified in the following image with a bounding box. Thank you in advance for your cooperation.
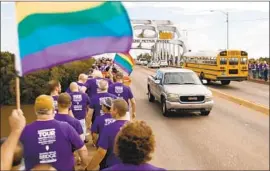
[163,84,211,96]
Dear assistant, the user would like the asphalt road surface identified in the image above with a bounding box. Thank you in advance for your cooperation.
[131,66,269,170]
[144,66,269,108]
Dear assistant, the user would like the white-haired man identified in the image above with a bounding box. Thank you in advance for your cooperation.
[85,70,113,99]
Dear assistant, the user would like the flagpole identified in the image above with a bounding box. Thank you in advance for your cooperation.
[15,77,21,109]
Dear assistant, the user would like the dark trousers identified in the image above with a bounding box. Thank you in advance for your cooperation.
[264,69,269,81]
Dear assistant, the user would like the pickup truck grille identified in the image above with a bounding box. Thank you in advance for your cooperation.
[180,96,205,103]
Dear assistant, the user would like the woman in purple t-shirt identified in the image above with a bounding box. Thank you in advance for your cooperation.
[103,120,166,171]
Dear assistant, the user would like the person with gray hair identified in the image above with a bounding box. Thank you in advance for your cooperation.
[85,70,113,99]
[19,95,89,171]
[88,79,117,128]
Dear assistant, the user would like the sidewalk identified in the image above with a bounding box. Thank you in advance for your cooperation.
[167,65,269,85]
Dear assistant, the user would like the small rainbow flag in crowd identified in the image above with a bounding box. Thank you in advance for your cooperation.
[15,2,133,76]
[114,53,135,75]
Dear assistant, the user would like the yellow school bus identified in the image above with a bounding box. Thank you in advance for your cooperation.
[183,50,248,85]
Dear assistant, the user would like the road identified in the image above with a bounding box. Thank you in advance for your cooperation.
[130,66,269,170]
[144,66,269,108]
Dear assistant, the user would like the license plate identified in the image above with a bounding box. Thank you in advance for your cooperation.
[188,97,197,100]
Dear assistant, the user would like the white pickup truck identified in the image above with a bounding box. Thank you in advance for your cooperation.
[147,68,214,117]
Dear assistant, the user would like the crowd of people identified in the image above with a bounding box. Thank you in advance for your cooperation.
[248,61,269,81]
[1,58,166,171]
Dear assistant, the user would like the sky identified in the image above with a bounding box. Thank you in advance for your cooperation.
[1,2,269,59]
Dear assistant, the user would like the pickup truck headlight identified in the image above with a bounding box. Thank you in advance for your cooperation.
[205,94,213,102]
[167,93,179,102]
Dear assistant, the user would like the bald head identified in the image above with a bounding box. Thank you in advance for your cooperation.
[78,73,88,83]
[98,79,109,91]
[92,70,103,78]
[31,164,56,171]
[70,82,79,92]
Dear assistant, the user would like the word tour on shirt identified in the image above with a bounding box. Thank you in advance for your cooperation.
[73,94,83,111]
[104,118,116,126]
[37,128,57,163]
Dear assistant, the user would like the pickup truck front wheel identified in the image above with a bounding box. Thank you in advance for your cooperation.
[148,89,155,102]
[161,99,169,117]
[200,110,210,116]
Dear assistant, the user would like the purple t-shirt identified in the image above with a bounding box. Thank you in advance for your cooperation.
[98,120,128,167]
[86,78,113,98]
[108,82,134,104]
[54,113,83,135]
[91,113,114,135]
[20,119,84,171]
[89,92,117,118]
[66,82,86,93]
[52,95,71,114]
[69,92,90,120]
[102,163,166,171]
[52,95,59,114]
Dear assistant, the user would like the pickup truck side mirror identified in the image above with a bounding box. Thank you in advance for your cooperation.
[154,80,161,84]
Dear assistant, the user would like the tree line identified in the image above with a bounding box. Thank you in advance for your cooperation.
[0,51,95,105]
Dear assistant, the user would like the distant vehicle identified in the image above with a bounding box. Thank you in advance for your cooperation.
[147,68,214,117]
[139,58,148,66]
[159,60,168,67]
[183,50,248,85]
[135,59,141,65]
[147,61,160,68]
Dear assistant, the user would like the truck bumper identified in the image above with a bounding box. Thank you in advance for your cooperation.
[166,100,214,111]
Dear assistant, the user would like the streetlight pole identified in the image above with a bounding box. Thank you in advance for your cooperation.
[210,10,229,50]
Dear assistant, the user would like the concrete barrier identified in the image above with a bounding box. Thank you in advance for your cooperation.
[209,88,269,115]
[141,65,269,116]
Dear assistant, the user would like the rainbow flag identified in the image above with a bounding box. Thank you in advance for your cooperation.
[15,2,133,76]
[114,53,135,75]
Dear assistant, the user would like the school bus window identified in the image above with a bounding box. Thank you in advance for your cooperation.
[220,58,227,65]
[229,58,239,65]
[240,58,247,65]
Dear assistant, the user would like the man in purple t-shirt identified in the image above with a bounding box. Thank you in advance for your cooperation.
[48,80,61,114]
[85,70,113,98]
[91,97,115,146]
[87,99,129,170]
[48,80,74,117]
[66,74,88,93]
[20,95,88,171]
[69,82,90,142]
[108,71,136,120]
[88,79,117,125]
[54,93,83,139]
[103,121,166,171]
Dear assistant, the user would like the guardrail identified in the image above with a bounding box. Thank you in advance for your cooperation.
[166,64,269,85]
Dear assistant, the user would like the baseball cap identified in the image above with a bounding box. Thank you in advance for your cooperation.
[101,97,113,108]
[34,95,54,112]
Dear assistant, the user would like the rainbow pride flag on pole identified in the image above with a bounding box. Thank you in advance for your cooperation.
[15,2,133,76]
[114,53,135,75]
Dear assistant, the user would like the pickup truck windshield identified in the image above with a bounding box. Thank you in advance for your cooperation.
[163,72,202,85]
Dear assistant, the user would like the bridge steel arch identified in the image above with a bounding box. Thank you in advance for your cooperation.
[131,19,189,66]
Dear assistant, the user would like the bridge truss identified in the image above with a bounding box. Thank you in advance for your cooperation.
[131,20,190,65]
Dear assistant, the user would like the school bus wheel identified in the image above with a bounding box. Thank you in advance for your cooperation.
[221,80,231,85]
